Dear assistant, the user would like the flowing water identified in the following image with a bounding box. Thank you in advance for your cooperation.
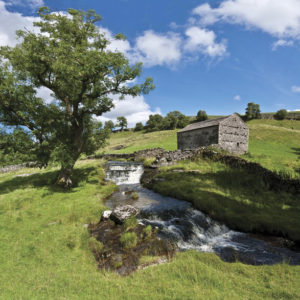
[105,161,300,265]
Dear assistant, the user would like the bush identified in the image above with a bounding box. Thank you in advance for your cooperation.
[274,109,288,120]
[196,110,208,122]
[123,216,138,231]
[120,232,137,249]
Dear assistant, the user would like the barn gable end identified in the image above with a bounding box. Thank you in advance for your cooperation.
[218,114,249,154]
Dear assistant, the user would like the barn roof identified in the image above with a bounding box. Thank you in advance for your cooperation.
[178,115,230,133]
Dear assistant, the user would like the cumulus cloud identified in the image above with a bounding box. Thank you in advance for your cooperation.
[132,30,182,67]
[98,95,161,127]
[193,0,300,39]
[291,85,300,93]
[184,26,227,57]
[0,1,39,47]
[233,94,241,101]
[272,39,294,50]
[0,1,228,68]
[99,27,131,54]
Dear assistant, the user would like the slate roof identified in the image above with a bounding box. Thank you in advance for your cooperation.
[178,116,229,133]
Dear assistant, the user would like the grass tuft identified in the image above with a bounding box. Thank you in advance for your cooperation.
[120,232,138,249]
[143,225,152,239]
[123,216,138,231]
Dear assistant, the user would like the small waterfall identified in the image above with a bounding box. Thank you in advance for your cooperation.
[105,161,300,266]
[106,161,144,185]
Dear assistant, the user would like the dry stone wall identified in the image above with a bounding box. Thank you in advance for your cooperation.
[98,147,300,194]
[0,162,36,174]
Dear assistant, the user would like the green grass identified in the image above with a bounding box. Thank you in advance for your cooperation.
[143,225,152,239]
[0,160,300,299]
[120,232,138,249]
[103,119,300,177]
[245,119,300,177]
[123,216,138,231]
[100,130,178,154]
[150,158,300,241]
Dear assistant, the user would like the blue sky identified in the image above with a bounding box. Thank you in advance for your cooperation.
[1,0,300,126]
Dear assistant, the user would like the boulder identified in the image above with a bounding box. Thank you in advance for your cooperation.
[110,205,139,224]
[101,210,112,221]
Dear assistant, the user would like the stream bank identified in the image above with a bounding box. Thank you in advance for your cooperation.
[89,161,300,275]
[142,163,300,245]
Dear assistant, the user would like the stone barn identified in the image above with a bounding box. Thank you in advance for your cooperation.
[177,113,249,154]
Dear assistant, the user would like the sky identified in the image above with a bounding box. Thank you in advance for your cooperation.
[1,0,300,126]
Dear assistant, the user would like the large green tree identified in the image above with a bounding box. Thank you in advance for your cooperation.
[245,102,261,120]
[0,7,154,187]
[116,116,128,131]
[145,114,165,132]
[196,110,208,122]
[164,110,189,129]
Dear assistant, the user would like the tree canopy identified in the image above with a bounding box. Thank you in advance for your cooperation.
[116,116,128,131]
[196,110,208,122]
[0,128,35,166]
[165,111,189,129]
[274,109,288,120]
[245,102,261,120]
[134,122,144,131]
[0,7,154,187]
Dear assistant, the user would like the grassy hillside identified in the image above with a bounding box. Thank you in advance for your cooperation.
[102,119,300,177]
[245,119,300,177]
[99,130,178,154]
[0,161,299,299]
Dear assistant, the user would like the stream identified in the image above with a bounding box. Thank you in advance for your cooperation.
[105,161,300,265]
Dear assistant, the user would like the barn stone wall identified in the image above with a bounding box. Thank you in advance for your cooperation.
[177,126,218,150]
[218,115,249,154]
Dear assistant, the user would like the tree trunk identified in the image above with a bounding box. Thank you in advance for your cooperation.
[57,165,74,189]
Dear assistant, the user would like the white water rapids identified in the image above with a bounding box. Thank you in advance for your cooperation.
[105,161,300,265]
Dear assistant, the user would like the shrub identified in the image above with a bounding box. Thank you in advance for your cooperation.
[123,216,138,231]
[120,232,137,249]
[274,109,288,120]
[143,225,152,239]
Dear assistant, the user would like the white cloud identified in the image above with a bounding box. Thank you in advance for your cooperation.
[0,1,39,47]
[36,86,56,104]
[291,85,300,93]
[184,26,227,57]
[234,94,241,101]
[99,27,131,54]
[98,95,161,127]
[272,39,294,50]
[193,0,300,39]
[132,30,182,67]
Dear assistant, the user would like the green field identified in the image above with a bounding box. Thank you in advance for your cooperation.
[102,119,300,177]
[0,161,299,299]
